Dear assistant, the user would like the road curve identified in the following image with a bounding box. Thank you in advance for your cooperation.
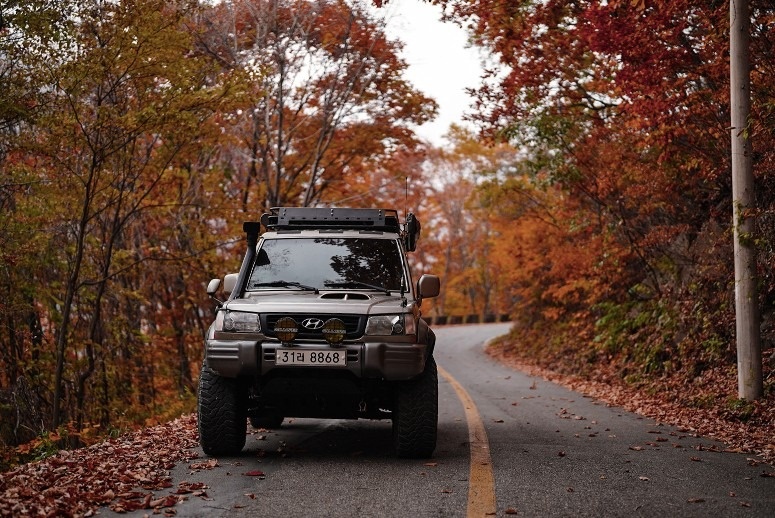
[435,323,774,517]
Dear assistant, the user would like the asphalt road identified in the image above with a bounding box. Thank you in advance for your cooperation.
[109,323,775,517]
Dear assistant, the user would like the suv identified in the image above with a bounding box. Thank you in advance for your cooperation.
[198,207,440,458]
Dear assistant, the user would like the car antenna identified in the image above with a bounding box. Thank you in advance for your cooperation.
[404,175,409,222]
[402,176,409,307]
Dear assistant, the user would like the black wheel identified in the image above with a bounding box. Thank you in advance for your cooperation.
[249,413,284,429]
[392,356,438,458]
[197,364,247,455]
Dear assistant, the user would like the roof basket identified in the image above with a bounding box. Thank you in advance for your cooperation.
[260,207,402,233]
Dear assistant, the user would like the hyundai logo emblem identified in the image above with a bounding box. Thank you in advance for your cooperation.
[301,318,325,330]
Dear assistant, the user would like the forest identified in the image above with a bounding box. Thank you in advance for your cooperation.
[0,0,773,467]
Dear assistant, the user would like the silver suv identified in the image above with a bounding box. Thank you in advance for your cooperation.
[198,208,440,458]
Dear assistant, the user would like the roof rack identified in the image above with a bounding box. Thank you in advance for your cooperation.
[259,207,402,233]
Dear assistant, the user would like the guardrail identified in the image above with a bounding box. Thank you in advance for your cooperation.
[426,314,511,326]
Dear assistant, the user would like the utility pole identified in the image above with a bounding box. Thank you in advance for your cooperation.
[730,0,763,400]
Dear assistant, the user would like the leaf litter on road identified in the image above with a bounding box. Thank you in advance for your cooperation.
[0,414,200,516]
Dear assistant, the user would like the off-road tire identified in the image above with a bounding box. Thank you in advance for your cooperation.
[392,356,438,458]
[197,364,247,455]
[249,414,284,429]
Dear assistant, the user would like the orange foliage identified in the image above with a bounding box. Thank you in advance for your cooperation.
[436,0,774,390]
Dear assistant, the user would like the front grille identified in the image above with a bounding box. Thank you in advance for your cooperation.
[263,314,364,340]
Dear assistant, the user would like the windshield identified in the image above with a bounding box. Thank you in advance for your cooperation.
[248,237,406,292]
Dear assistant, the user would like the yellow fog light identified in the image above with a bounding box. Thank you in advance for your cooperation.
[322,318,346,345]
[274,317,298,343]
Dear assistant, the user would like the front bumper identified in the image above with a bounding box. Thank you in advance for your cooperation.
[205,339,428,381]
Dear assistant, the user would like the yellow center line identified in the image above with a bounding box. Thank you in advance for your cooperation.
[438,365,497,517]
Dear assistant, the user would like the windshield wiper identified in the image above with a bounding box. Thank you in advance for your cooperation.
[324,280,391,295]
[252,281,319,293]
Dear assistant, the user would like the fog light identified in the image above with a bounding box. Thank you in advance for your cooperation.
[274,317,298,343]
[322,318,346,345]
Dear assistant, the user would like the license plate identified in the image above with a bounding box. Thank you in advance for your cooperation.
[275,348,347,366]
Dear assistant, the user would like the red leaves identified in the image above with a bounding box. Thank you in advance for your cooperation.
[109,492,184,513]
[0,414,199,516]
[149,495,179,508]
[242,470,266,478]
[189,458,218,471]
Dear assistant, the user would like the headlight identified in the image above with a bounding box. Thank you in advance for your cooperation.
[365,314,415,336]
[215,310,261,333]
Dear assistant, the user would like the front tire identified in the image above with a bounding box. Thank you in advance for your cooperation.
[392,356,438,458]
[197,364,247,455]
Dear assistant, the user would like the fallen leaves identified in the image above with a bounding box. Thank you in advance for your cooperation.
[189,458,218,471]
[0,414,200,517]
[176,481,208,496]
[107,481,202,513]
[557,408,586,421]
[488,350,775,465]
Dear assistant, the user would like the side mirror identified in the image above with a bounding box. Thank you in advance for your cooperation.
[223,273,239,295]
[417,274,440,299]
[206,278,221,296]
[207,278,224,308]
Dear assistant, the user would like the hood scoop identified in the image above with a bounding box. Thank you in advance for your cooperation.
[320,292,370,301]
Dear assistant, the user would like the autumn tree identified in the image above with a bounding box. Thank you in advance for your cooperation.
[438,0,775,382]
[0,0,81,443]
[0,0,235,436]
[418,126,523,320]
[194,0,436,210]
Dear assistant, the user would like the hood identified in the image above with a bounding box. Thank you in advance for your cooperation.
[223,291,414,315]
